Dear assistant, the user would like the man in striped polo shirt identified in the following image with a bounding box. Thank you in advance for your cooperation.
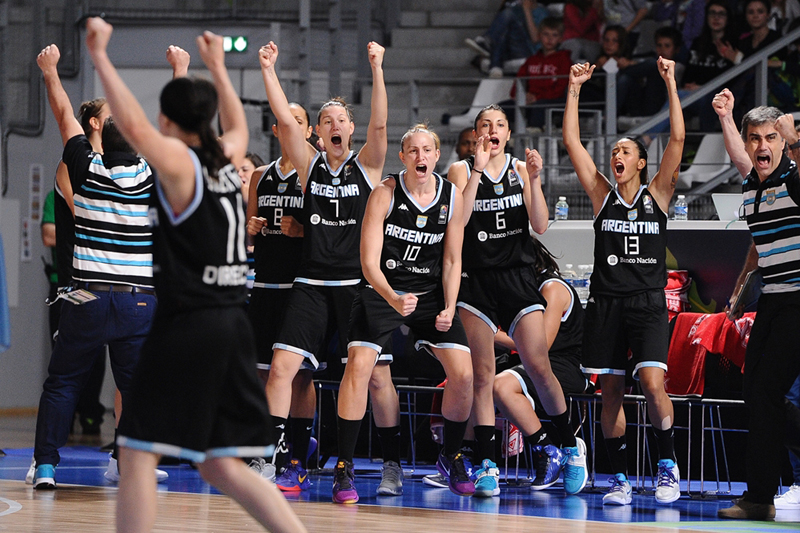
[32,44,157,489]
[714,88,800,520]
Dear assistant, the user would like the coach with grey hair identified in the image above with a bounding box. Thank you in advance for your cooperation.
[713,87,800,520]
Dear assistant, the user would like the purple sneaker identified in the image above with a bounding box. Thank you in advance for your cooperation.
[332,460,359,504]
[437,452,475,496]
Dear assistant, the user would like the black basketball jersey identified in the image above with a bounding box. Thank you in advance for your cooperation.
[298,150,372,283]
[150,148,248,314]
[538,273,584,377]
[591,185,667,297]
[53,172,75,286]
[460,155,537,271]
[252,159,305,286]
[380,172,455,293]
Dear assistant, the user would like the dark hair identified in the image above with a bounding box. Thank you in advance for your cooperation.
[101,117,135,155]
[288,102,311,126]
[603,25,629,57]
[531,237,561,276]
[744,0,770,16]
[654,26,682,51]
[695,0,735,54]
[245,152,265,168]
[78,97,107,137]
[617,137,649,184]
[473,104,508,131]
[160,77,227,174]
[540,16,564,34]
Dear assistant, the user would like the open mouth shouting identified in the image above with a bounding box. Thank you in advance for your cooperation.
[414,163,428,177]
[330,134,343,148]
[755,152,771,171]
[613,161,625,179]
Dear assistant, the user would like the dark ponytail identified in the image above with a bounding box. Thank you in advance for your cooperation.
[160,77,228,173]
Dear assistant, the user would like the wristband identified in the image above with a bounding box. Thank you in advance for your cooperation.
[472,167,484,174]
[789,139,800,151]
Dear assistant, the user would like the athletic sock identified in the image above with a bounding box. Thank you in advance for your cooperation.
[443,417,469,457]
[524,427,553,448]
[474,425,497,462]
[377,425,402,465]
[271,416,290,470]
[653,426,676,463]
[605,435,628,477]
[337,417,362,463]
[551,411,576,448]
[290,417,314,469]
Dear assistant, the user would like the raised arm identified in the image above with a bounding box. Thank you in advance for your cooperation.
[713,88,751,179]
[356,42,388,187]
[436,188,465,332]
[37,45,83,145]
[521,149,548,234]
[197,32,248,168]
[563,63,611,214]
[648,57,685,212]
[259,43,316,188]
[360,179,418,316]
[85,17,195,208]
[166,45,190,79]
[449,134,491,226]
[775,113,800,163]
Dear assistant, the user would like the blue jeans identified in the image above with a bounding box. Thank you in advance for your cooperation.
[34,289,156,465]
[788,374,800,483]
[486,4,540,69]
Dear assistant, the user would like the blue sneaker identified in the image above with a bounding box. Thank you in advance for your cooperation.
[33,464,56,490]
[437,452,475,496]
[655,459,680,504]
[473,459,500,497]
[531,444,564,490]
[562,437,588,495]
[603,473,633,505]
[275,459,311,492]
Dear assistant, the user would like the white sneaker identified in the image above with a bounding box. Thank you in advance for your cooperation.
[25,457,35,484]
[775,483,800,510]
[105,454,169,483]
[489,67,504,79]
[654,459,680,504]
[248,457,276,482]
[603,473,633,505]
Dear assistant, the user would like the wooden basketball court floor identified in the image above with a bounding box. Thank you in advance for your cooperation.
[1,416,798,532]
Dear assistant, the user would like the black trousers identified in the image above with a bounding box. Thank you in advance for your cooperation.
[743,291,800,503]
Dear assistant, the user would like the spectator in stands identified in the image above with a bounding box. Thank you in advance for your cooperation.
[617,26,684,116]
[603,0,649,53]
[561,0,602,63]
[768,0,800,35]
[681,0,713,53]
[506,17,572,131]
[465,0,551,79]
[441,128,477,177]
[580,25,632,102]
[721,0,786,122]
[645,0,735,135]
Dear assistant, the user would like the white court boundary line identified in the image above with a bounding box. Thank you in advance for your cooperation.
[0,496,22,517]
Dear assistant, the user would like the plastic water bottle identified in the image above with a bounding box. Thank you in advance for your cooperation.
[562,264,577,288]
[582,264,593,299]
[674,195,688,221]
[555,196,569,221]
[575,265,590,300]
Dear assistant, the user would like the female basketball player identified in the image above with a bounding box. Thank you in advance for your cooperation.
[562,58,685,506]
[493,238,589,490]
[258,41,404,496]
[447,105,587,497]
[335,124,472,503]
[245,104,316,485]
[85,17,306,532]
